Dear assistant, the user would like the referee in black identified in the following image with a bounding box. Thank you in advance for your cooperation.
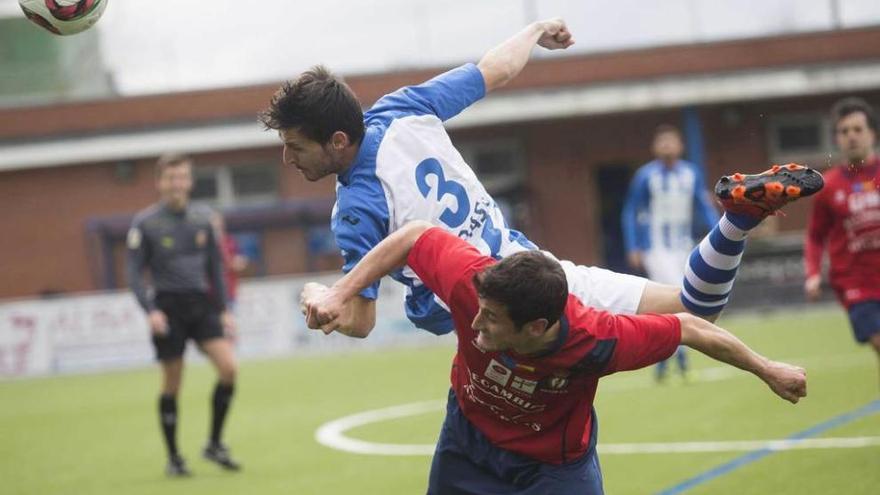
[127,153,241,477]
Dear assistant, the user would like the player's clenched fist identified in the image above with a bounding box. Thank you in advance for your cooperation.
[300,282,347,334]
[761,361,807,404]
[535,18,574,50]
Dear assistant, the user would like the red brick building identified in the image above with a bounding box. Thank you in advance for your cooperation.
[1,27,879,300]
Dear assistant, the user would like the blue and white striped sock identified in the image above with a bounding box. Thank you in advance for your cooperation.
[680,213,760,316]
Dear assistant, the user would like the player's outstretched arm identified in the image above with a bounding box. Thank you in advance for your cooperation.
[301,221,435,336]
[477,18,574,93]
[677,313,807,403]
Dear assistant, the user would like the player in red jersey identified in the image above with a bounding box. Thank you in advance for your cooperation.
[805,97,880,386]
[302,221,806,494]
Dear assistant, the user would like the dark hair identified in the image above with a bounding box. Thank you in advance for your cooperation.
[155,152,192,177]
[472,251,568,329]
[259,65,365,145]
[653,124,682,141]
[831,97,878,132]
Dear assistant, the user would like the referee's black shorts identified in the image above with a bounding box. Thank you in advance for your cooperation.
[152,291,224,361]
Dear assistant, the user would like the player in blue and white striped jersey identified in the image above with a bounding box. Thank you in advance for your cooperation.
[262,18,808,338]
[622,125,720,381]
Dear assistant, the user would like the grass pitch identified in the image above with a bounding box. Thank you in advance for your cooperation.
[1,306,878,494]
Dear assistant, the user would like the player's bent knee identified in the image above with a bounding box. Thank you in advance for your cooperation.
[215,356,237,384]
[219,364,237,384]
[161,375,182,395]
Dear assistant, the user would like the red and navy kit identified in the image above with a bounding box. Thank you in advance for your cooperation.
[220,234,240,303]
[407,228,681,465]
[805,158,880,307]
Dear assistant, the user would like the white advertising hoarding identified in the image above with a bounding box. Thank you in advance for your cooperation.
[0,274,448,379]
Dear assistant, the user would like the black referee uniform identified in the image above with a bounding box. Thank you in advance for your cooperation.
[127,201,228,358]
[126,200,239,474]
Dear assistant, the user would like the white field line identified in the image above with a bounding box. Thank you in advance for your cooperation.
[315,400,446,456]
[598,436,880,454]
[315,400,880,456]
[315,351,876,456]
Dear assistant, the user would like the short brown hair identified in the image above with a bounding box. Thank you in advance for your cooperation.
[653,124,682,141]
[472,251,568,329]
[155,153,192,177]
[259,65,365,145]
[831,97,878,132]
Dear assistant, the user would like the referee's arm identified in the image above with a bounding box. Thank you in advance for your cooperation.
[126,225,155,312]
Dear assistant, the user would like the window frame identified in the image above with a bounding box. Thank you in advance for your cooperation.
[190,163,278,208]
[767,113,833,165]
[456,138,527,195]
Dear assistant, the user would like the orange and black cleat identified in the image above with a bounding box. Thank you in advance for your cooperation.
[715,163,824,219]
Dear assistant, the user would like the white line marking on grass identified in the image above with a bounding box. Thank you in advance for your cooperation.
[599,436,880,454]
[315,401,880,456]
[315,400,445,456]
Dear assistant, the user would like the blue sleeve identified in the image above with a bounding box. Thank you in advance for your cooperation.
[365,64,486,122]
[621,167,650,253]
[331,187,390,300]
[691,164,720,232]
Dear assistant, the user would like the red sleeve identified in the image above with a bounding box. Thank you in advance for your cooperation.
[804,190,832,278]
[589,311,682,375]
[406,228,494,307]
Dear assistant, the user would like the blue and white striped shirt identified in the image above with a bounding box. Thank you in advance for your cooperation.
[621,159,719,254]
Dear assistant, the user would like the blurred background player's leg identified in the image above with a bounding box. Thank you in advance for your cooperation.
[644,249,691,383]
[846,301,880,390]
[871,334,880,390]
[199,337,241,471]
[158,358,190,477]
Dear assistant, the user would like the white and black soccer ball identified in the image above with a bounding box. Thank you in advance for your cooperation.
[18,0,108,36]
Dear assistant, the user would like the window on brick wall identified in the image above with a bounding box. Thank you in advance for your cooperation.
[458,139,529,229]
[768,114,833,165]
[191,164,278,207]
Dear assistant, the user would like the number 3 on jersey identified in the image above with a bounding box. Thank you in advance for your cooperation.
[415,158,470,228]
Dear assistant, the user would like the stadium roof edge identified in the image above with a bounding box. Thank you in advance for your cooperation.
[2,60,880,172]
[2,26,879,141]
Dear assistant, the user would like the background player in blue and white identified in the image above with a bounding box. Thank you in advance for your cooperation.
[259,18,814,337]
[622,124,720,381]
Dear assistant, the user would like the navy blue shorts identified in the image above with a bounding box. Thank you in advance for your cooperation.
[427,389,604,495]
[847,300,880,344]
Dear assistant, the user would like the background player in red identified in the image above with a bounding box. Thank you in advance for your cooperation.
[211,213,249,314]
[303,221,806,494]
[805,97,880,387]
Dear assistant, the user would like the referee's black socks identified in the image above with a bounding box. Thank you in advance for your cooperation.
[159,394,179,458]
[210,382,235,446]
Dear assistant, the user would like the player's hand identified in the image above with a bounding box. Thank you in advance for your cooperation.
[804,275,822,301]
[762,361,807,404]
[535,18,574,50]
[304,286,349,335]
[301,282,342,333]
[147,309,168,337]
[221,310,238,343]
[627,251,644,271]
[300,282,328,324]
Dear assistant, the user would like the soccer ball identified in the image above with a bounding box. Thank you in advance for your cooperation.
[18,0,108,36]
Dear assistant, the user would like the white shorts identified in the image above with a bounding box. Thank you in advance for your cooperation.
[643,250,689,286]
[543,252,648,315]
